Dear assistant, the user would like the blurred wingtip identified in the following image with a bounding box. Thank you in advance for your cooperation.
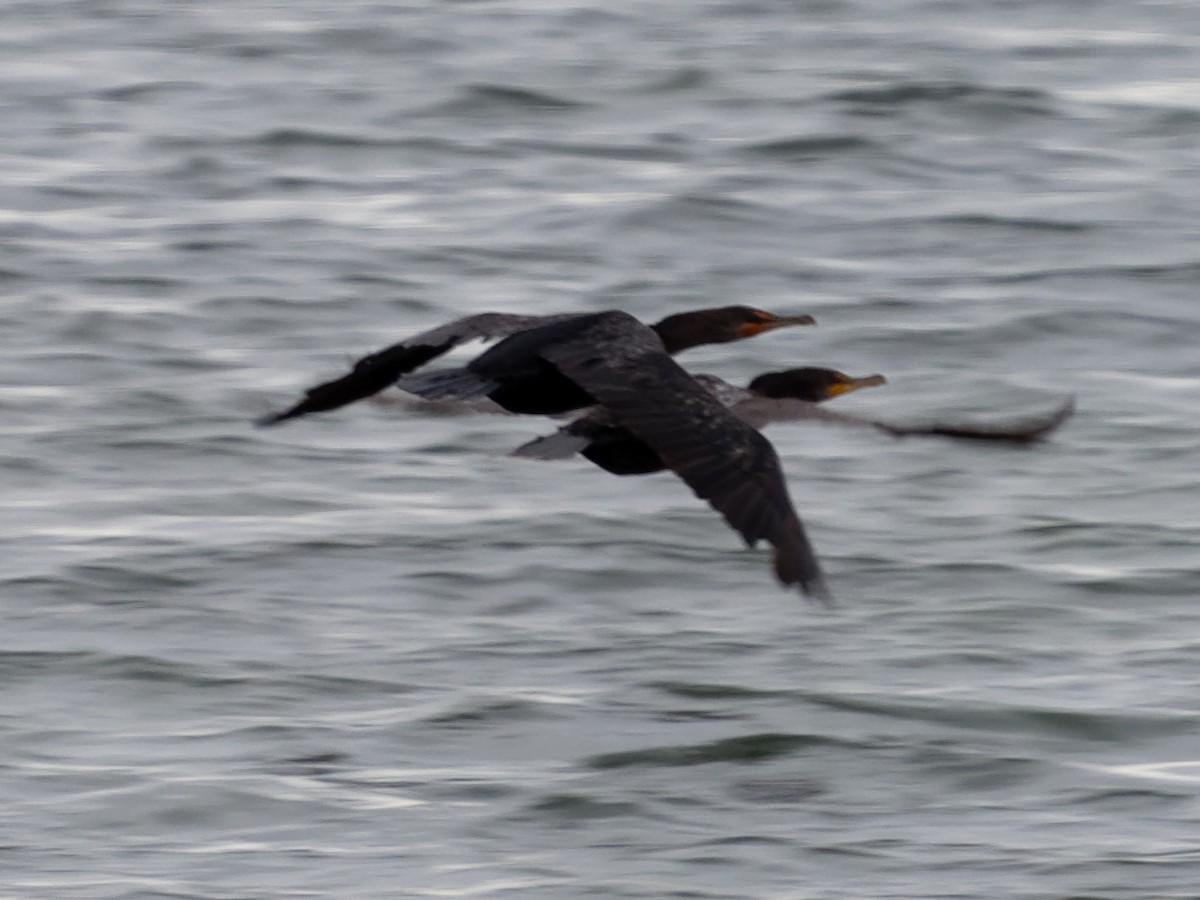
[1020,394,1077,443]
[255,405,303,427]
[772,543,834,607]
[800,576,836,609]
[1052,394,1076,425]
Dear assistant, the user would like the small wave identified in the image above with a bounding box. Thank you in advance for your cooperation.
[434,84,587,117]
[639,65,712,93]
[425,697,567,727]
[0,650,239,689]
[730,776,825,804]
[650,680,786,701]
[979,259,1200,286]
[307,25,450,56]
[253,127,411,149]
[169,238,252,253]
[95,80,199,102]
[1135,106,1200,137]
[523,793,642,822]
[619,193,780,231]
[585,732,862,769]
[829,80,1055,117]
[737,134,874,161]
[55,561,200,597]
[239,129,513,166]
[415,242,599,266]
[1045,567,1200,597]
[914,212,1093,233]
[879,308,1192,347]
[1081,760,1200,785]
[84,274,188,293]
[1066,786,1190,809]
[502,137,685,162]
[795,690,1200,742]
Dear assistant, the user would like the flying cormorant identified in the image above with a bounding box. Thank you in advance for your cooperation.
[260,307,827,599]
[511,367,1075,475]
[259,306,814,425]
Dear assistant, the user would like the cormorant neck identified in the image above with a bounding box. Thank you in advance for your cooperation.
[748,371,826,402]
[651,312,726,355]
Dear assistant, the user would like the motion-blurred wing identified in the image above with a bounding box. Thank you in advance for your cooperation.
[735,395,1075,444]
[258,312,570,425]
[880,397,1075,443]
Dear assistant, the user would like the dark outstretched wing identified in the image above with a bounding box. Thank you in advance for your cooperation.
[537,320,829,601]
[734,395,1075,444]
[879,397,1076,443]
[258,312,572,426]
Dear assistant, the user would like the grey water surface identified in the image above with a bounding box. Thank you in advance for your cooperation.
[3,1,1200,897]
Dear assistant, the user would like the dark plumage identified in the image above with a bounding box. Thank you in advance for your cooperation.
[394,307,815,415]
[512,367,888,475]
[526,315,828,599]
[513,365,1074,475]
[259,306,825,599]
[258,306,813,425]
[509,365,1072,600]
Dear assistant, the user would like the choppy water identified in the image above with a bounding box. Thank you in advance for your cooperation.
[4,1,1200,897]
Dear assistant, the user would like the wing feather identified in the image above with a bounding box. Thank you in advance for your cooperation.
[736,395,1074,444]
[259,312,572,425]
[882,398,1075,443]
[537,323,829,600]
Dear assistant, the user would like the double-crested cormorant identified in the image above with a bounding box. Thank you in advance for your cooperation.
[513,366,1075,476]
[259,306,814,425]
[260,307,827,599]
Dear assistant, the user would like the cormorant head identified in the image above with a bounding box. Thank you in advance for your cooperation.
[652,306,815,354]
[748,367,887,403]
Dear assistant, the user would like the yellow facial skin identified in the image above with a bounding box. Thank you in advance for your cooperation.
[738,311,817,339]
[824,373,887,399]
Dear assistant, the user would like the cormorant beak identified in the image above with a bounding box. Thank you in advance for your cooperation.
[738,313,817,339]
[825,373,887,399]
